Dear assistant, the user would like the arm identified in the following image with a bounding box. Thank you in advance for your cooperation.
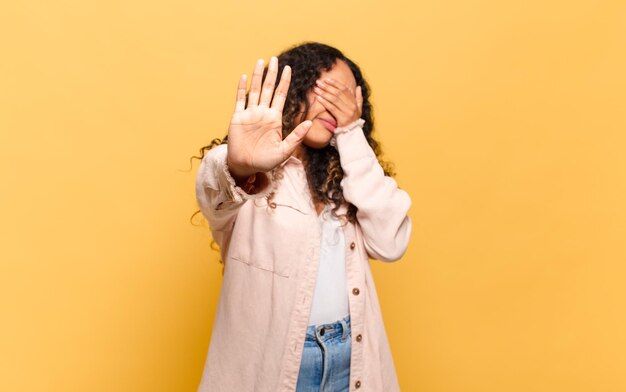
[196,56,312,247]
[333,119,412,262]
[195,143,272,247]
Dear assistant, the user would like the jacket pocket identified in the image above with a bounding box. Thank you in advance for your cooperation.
[231,251,291,278]
[229,204,307,278]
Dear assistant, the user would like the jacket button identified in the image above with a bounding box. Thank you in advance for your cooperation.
[356,334,362,342]
[352,288,360,295]
[355,380,361,388]
[350,241,356,250]
[319,328,325,336]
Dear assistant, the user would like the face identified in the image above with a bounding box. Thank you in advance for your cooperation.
[294,60,358,149]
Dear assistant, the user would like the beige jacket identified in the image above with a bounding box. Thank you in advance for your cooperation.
[195,119,412,391]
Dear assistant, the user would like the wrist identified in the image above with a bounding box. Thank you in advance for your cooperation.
[336,116,361,128]
[226,157,256,184]
[330,118,366,148]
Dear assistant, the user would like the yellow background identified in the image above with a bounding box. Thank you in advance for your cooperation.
[1,0,625,391]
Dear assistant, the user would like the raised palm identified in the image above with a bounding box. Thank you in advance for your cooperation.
[227,56,312,179]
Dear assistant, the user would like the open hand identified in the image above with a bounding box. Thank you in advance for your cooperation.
[226,56,313,179]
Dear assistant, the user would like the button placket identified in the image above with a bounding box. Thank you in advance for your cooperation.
[345,228,363,392]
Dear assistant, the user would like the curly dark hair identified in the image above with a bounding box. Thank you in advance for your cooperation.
[190,41,395,225]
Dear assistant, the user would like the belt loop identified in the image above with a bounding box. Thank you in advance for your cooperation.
[340,318,349,341]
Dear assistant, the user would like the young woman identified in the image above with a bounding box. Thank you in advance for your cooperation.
[194,42,412,392]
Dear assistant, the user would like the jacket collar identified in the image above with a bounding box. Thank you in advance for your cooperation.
[279,153,302,168]
[274,154,349,217]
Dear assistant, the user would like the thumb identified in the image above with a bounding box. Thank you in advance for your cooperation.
[280,120,313,156]
[356,85,363,114]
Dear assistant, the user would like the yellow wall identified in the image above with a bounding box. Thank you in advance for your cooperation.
[1,0,625,391]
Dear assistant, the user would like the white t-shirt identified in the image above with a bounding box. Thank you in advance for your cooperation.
[307,204,350,326]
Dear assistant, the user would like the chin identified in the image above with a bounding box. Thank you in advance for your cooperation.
[302,125,333,149]
[302,139,331,149]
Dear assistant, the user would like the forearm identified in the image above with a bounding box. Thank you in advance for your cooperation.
[195,144,273,242]
[334,120,412,261]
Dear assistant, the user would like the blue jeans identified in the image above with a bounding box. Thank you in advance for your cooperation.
[296,314,351,392]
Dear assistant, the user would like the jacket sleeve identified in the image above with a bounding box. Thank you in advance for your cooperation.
[332,119,413,262]
[195,143,273,248]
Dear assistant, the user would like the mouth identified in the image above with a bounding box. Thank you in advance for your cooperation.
[317,118,337,132]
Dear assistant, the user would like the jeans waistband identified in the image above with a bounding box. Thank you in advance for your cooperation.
[305,314,351,341]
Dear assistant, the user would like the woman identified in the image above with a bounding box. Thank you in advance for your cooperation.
[194,41,412,391]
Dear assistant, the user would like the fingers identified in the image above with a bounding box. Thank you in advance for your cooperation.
[271,65,291,112]
[247,59,265,108]
[315,78,348,95]
[259,56,279,107]
[319,78,355,97]
[315,78,362,126]
[315,93,342,118]
[314,79,351,112]
[234,73,247,113]
[280,120,312,156]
